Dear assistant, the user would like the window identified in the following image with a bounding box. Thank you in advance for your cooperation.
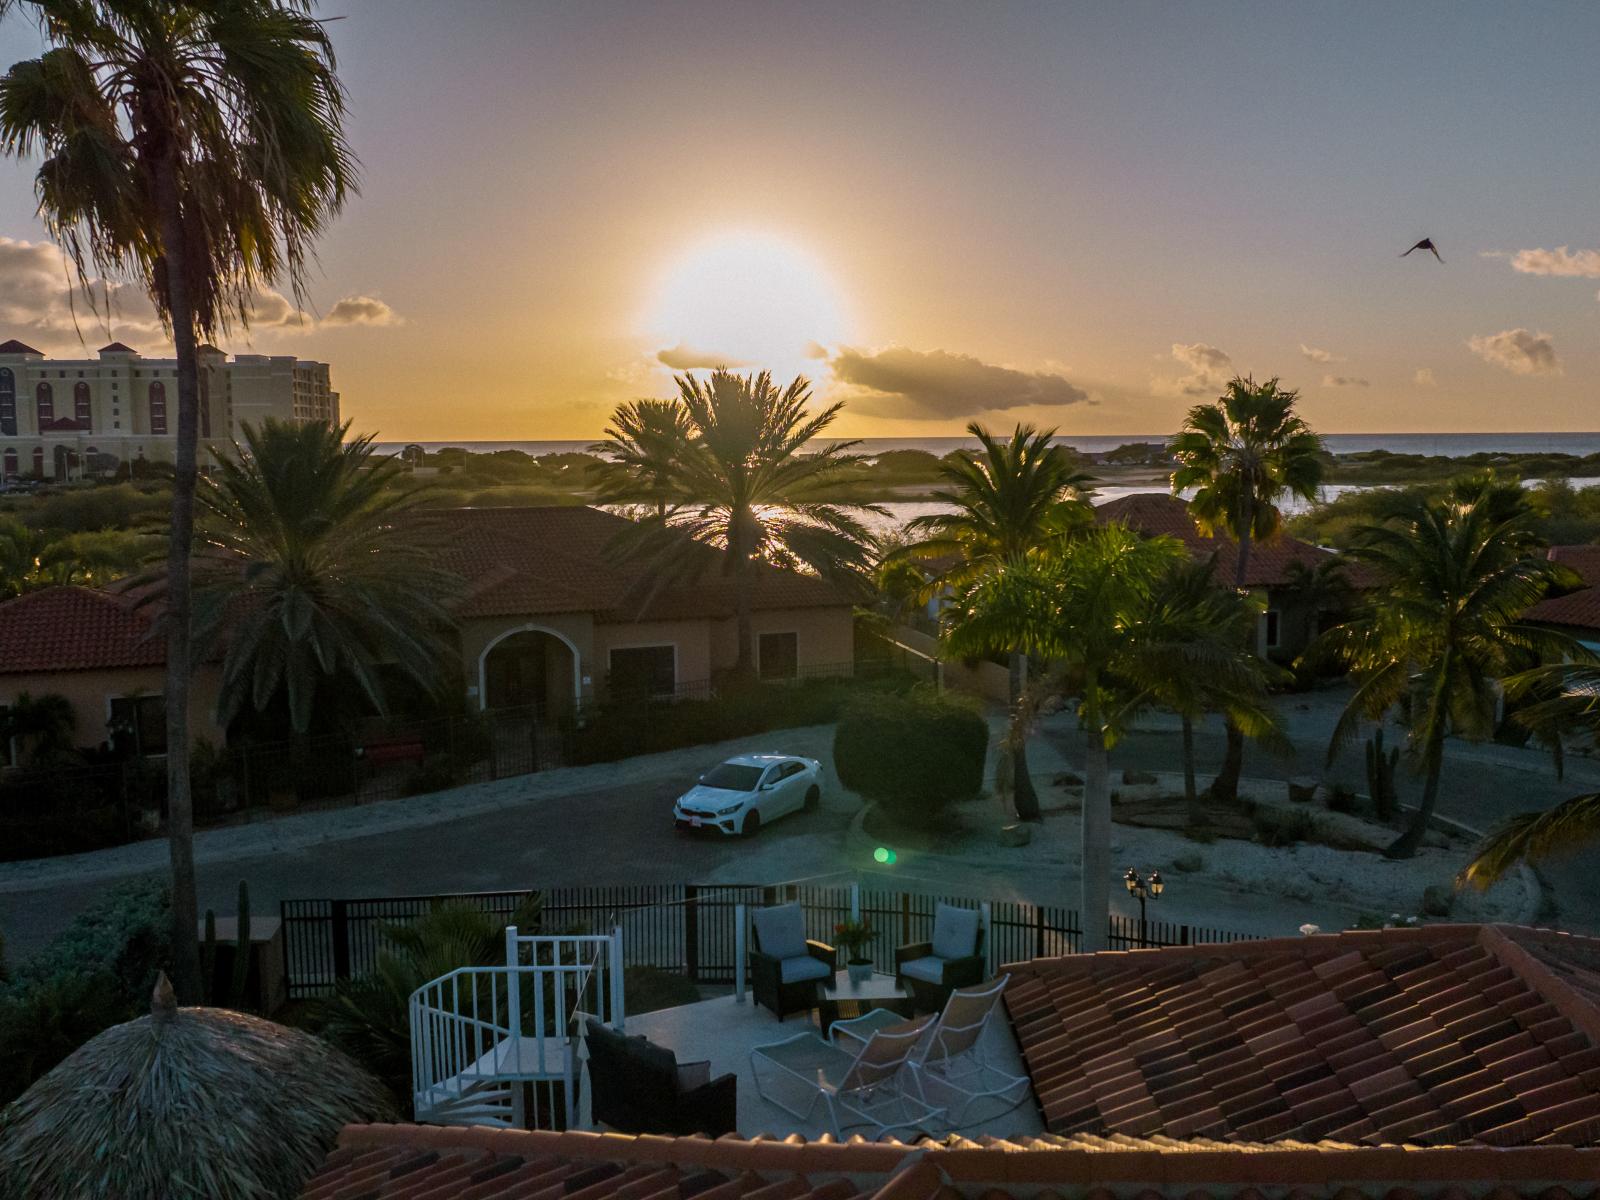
[607,644,676,698]
[74,381,91,429]
[31,447,43,477]
[0,367,14,435]
[1264,610,1281,649]
[35,380,53,425]
[1,448,15,479]
[758,632,799,681]
[148,381,167,434]
[108,695,167,756]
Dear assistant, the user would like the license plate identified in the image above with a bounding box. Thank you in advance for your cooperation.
[690,817,702,828]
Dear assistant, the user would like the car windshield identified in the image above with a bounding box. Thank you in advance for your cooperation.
[700,763,764,792]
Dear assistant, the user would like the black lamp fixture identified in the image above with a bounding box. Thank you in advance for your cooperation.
[1124,867,1164,945]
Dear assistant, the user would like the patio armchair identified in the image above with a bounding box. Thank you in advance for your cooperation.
[749,903,834,1021]
[895,902,985,1013]
[584,1018,737,1136]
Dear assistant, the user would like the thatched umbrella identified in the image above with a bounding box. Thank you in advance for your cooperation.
[0,974,395,1200]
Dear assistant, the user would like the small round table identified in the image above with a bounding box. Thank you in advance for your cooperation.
[818,969,913,1030]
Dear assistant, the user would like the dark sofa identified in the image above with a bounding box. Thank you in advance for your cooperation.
[584,1018,737,1136]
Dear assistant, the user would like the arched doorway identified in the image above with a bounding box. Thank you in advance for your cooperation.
[479,627,580,715]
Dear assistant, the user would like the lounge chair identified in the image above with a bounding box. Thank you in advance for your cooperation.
[749,903,833,1021]
[895,902,985,1012]
[749,1013,944,1137]
[830,975,1027,1126]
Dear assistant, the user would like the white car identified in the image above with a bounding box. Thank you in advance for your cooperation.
[672,753,823,837]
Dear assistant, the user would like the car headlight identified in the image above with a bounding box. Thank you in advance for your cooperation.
[716,802,744,816]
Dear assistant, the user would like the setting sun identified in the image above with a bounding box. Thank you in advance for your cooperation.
[642,231,849,383]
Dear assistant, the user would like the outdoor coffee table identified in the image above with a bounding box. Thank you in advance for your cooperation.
[818,970,913,1030]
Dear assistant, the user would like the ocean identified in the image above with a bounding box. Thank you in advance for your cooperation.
[374,433,1600,458]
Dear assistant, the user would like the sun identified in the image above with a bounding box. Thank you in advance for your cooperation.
[642,231,850,382]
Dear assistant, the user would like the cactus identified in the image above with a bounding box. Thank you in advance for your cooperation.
[1365,729,1400,822]
[229,880,252,1008]
[200,910,218,1004]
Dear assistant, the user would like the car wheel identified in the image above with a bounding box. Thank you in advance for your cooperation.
[804,785,820,811]
[742,811,762,838]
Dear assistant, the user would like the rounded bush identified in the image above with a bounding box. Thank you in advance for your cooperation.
[833,689,988,820]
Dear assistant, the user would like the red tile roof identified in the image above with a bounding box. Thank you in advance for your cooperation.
[413,506,851,623]
[301,1122,1600,1200]
[0,339,42,355]
[1526,548,1600,633]
[1003,923,1600,1148]
[1094,494,1346,589]
[0,586,163,674]
[1548,546,1600,587]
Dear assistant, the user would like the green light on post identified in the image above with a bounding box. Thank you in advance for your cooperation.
[873,847,896,865]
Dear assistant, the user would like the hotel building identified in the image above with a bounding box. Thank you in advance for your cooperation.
[0,338,338,482]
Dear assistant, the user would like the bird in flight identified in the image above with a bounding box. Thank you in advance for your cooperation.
[1401,237,1443,262]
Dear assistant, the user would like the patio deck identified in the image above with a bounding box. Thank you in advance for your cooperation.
[623,991,1043,1139]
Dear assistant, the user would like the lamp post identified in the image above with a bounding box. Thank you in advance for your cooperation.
[1124,867,1164,948]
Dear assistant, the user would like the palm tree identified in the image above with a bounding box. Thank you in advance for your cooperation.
[892,423,1095,820]
[1138,558,1286,823]
[942,523,1189,950]
[0,0,355,1000]
[0,516,158,596]
[591,398,695,517]
[601,369,882,676]
[192,420,458,740]
[1169,375,1324,801]
[1324,474,1580,858]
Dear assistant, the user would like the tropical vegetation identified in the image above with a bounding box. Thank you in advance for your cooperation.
[833,689,989,823]
[0,516,159,598]
[596,369,881,675]
[1170,375,1324,801]
[1321,473,1581,858]
[0,0,357,1002]
[892,423,1095,819]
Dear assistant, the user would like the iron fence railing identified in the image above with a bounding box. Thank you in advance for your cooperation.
[279,880,1260,1000]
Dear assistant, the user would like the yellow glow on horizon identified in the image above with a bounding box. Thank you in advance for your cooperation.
[642,231,850,384]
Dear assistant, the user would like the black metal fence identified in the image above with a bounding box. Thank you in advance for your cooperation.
[279,881,1260,1001]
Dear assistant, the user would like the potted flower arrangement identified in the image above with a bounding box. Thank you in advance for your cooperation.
[833,919,875,983]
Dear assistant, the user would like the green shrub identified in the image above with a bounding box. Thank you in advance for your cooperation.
[1420,883,1455,918]
[1252,807,1320,848]
[833,689,988,821]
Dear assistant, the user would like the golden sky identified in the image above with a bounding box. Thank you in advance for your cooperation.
[3,2,1598,441]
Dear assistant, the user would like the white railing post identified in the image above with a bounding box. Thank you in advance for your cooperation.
[506,932,526,1128]
[610,926,625,1031]
[734,904,747,1004]
[850,883,861,922]
[504,925,518,967]
[980,902,994,975]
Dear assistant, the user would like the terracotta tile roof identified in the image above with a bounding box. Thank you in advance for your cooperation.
[1525,548,1600,633]
[1548,546,1600,587]
[301,1122,1600,1199]
[0,586,163,674]
[1003,923,1600,1149]
[1094,494,1350,589]
[0,339,42,355]
[411,506,851,623]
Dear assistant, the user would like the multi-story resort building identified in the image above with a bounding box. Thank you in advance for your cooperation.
[0,338,338,482]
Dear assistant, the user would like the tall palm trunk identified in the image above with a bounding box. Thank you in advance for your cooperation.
[730,505,755,679]
[1009,651,1040,821]
[155,169,203,1003]
[1080,717,1111,953]
[1387,661,1451,859]
[1210,520,1253,803]
[1182,713,1200,821]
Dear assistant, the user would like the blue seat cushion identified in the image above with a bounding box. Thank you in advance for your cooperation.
[932,904,980,961]
[753,904,809,961]
[780,954,832,984]
[900,955,946,984]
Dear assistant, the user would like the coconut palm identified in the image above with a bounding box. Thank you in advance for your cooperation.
[602,370,882,675]
[0,517,160,596]
[1169,375,1324,801]
[1324,474,1581,859]
[0,0,355,1001]
[192,419,459,739]
[591,397,695,516]
[1138,558,1287,822]
[942,523,1189,951]
[892,423,1095,819]
[0,975,392,1200]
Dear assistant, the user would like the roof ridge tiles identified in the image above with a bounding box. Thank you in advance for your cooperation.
[1479,927,1600,1051]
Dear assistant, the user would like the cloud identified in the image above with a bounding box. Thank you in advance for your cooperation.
[829,345,1089,420]
[1414,368,1437,387]
[802,340,830,360]
[1467,328,1561,376]
[1321,375,1370,388]
[1506,246,1600,278]
[1299,344,1342,364]
[656,343,748,370]
[245,288,312,328]
[0,236,163,348]
[1155,342,1234,397]
[323,295,403,327]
